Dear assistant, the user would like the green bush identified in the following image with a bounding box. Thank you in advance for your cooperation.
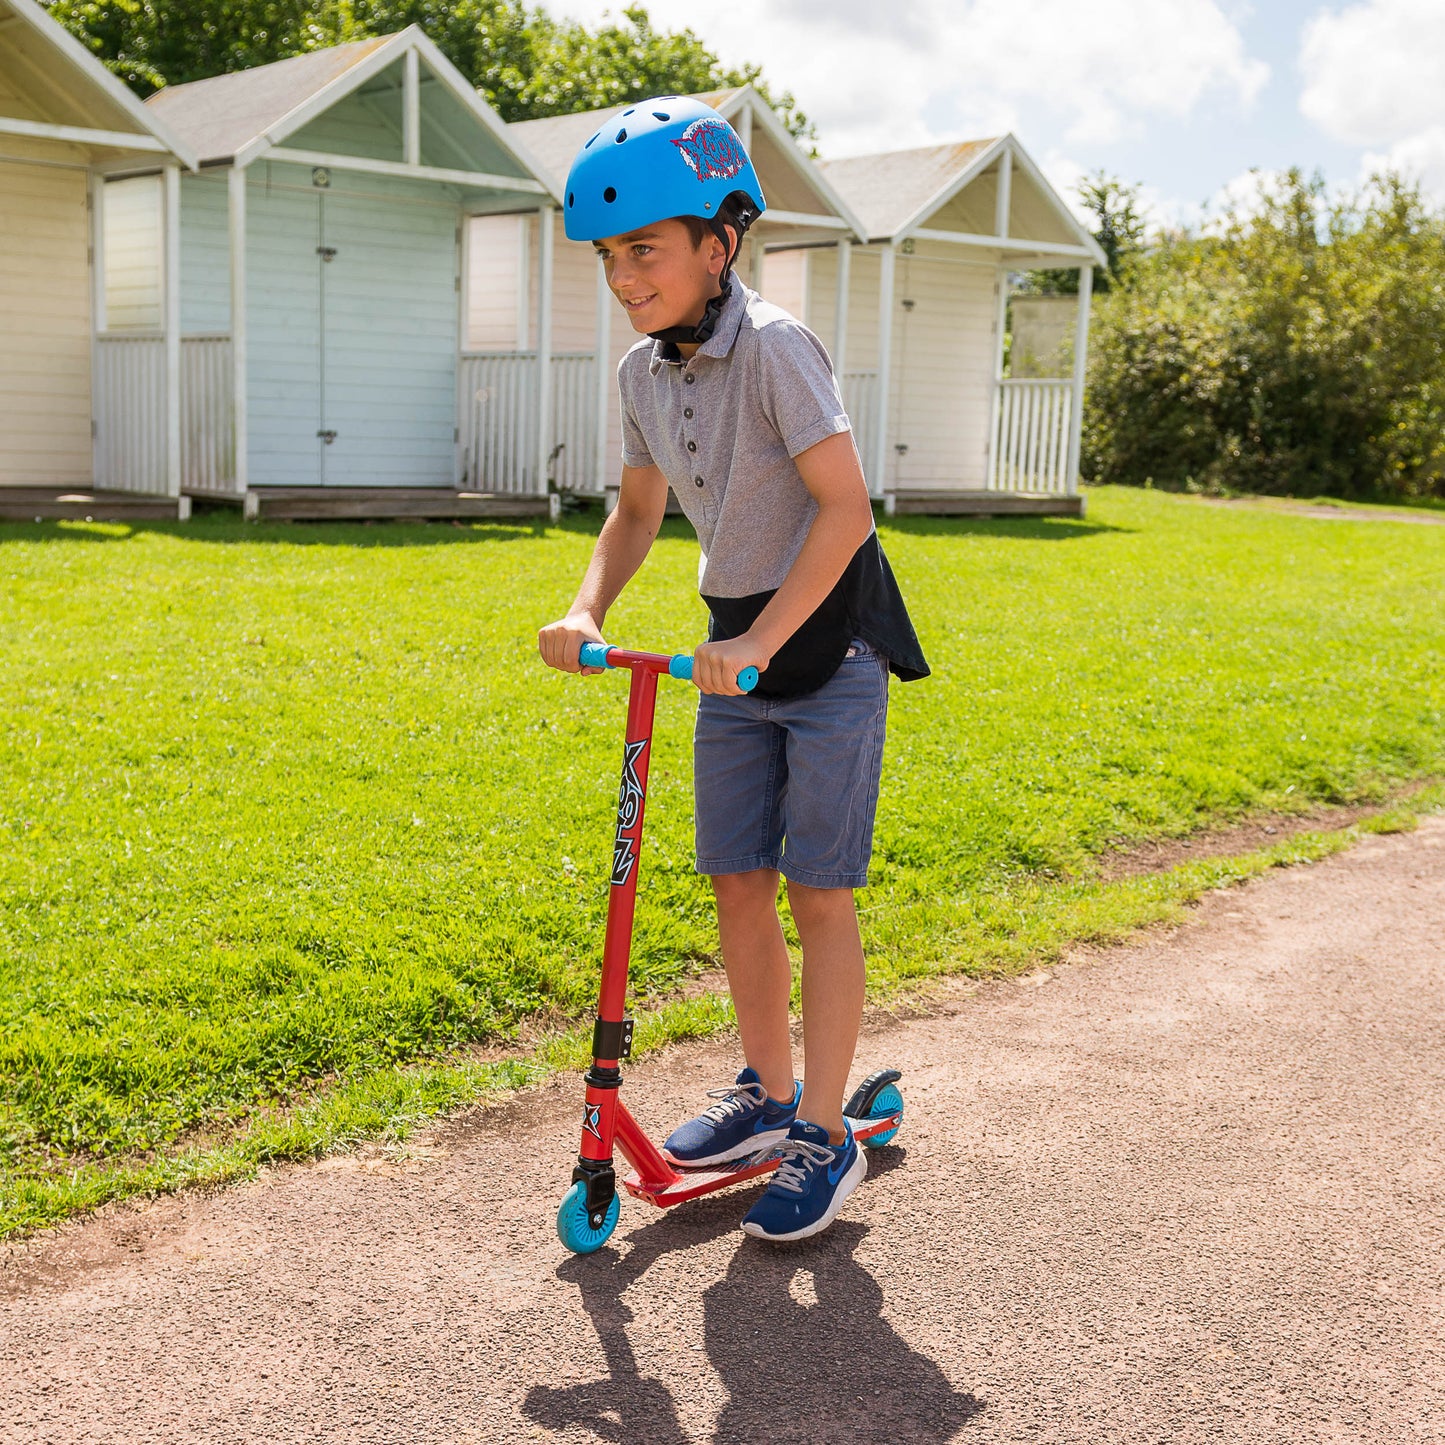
[1083,170,1445,501]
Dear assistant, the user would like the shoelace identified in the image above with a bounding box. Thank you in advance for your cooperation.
[698,1080,768,1124]
[770,1137,837,1194]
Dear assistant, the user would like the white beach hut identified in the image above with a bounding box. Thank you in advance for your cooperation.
[472,86,865,500]
[129,28,556,521]
[0,0,197,521]
[809,136,1107,514]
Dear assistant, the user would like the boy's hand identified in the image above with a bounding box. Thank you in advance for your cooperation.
[693,636,770,696]
[538,611,607,674]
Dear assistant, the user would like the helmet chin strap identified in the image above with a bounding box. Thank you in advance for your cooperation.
[647,281,732,348]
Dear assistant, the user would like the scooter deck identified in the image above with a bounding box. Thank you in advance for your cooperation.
[621,1108,902,1207]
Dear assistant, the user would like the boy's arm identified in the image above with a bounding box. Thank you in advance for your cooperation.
[692,430,875,695]
[538,462,670,673]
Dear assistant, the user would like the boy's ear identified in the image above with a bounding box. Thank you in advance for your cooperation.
[707,224,739,278]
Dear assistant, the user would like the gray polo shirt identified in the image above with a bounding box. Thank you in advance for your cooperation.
[618,282,859,599]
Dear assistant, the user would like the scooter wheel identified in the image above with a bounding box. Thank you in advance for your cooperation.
[556,1180,620,1254]
[862,1083,903,1148]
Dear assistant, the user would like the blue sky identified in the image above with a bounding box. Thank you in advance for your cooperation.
[553,1,1445,227]
[1102,2,1360,214]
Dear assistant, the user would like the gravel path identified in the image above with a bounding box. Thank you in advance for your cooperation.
[4,817,1443,1445]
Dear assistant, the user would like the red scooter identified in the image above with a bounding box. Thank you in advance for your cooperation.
[556,642,905,1254]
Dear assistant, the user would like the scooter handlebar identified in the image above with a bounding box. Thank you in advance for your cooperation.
[579,641,758,693]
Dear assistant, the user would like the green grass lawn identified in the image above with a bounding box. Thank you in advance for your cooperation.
[2,486,1442,1235]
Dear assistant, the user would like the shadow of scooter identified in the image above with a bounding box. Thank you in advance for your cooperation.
[524,1149,982,1444]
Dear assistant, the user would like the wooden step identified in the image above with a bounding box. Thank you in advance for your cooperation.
[0,490,191,523]
[242,488,558,522]
[887,489,1085,517]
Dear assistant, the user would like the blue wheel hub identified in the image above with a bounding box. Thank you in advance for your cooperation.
[556,1180,620,1253]
[862,1083,903,1148]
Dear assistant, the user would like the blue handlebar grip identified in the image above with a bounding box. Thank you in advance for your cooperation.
[669,654,758,693]
[578,641,612,669]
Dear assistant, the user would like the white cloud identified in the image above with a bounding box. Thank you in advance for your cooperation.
[550,0,1267,159]
[1361,126,1445,194]
[1300,0,1445,146]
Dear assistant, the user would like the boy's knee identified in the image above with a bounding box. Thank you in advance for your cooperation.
[711,869,780,909]
[784,877,856,921]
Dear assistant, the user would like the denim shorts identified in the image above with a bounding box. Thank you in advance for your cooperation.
[693,639,889,889]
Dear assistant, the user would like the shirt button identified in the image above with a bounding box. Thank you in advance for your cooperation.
[684,407,694,419]
[694,476,704,487]
[684,373,695,384]
[687,440,697,452]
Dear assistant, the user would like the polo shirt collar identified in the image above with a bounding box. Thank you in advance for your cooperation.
[647,282,750,375]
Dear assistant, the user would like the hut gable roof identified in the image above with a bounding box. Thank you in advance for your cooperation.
[144,38,389,165]
[0,0,195,165]
[818,139,998,241]
[510,86,862,238]
[820,134,1104,263]
[144,27,549,193]
[509,87,741,192]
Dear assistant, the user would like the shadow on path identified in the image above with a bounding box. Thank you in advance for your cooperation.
[523,1152,982,1443]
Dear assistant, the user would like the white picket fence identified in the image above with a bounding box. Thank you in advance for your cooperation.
[94,334,237,494]
[94,335,166,493]
[180,336,236,495]
[841,370,880,495]
[92,348,1072,504]
[458,352,595,495]
[990,378,1074,493]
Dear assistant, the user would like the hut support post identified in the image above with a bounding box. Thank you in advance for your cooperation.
[985,263,1009,490]
[403,48,420,167]
[1065,263,1092,494]
[535,203,555,516]
[229,167,248,494]
[163,162,181,496]
[872,244,896,509]
[89,173,107,487]
[832,240,850,377]
[594,253,612,494]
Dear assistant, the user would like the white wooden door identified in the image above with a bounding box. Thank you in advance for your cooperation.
[319,190,458,487]
[246,182,323,487]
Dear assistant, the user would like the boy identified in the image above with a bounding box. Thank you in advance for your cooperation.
[538,98,928,1241]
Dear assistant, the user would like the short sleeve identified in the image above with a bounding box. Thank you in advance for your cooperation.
[755,320,852,459]
[617,355,654,469]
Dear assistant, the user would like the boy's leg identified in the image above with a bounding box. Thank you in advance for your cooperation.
[712,869,795,1103]
[786,880,865,1142]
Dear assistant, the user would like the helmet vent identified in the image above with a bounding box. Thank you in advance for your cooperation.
[584,131,598,149]
[603,187,617,204]
[652,111,670,121]
[567,191,574,207]
[623,108,635,116]
[615,128,628,143]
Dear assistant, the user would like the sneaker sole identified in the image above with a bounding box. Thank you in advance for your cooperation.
[739,1146,868,1242]
[663,1124,793,1170]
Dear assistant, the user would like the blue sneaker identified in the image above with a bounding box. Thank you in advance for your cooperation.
[740,1119,866,1241]
[662,1067,800,1167]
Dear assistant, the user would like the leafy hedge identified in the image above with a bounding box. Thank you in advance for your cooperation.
[1082,171,1445,501]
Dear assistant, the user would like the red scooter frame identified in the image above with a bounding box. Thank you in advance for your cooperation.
[558,643,904,1253]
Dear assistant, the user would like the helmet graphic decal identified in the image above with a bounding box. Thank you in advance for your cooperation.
[671,117,748,183]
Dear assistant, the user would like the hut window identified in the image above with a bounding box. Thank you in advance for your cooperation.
[101,175,163,331]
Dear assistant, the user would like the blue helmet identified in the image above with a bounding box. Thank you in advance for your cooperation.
[563,96,767,243]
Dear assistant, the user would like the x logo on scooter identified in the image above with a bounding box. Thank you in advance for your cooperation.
[582,1103,603,1141]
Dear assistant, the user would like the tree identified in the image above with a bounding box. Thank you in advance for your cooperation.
[1081,169,1445,501]
[42,1,813,138]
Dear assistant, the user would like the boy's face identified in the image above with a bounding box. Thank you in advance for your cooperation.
[593,219,732,335]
